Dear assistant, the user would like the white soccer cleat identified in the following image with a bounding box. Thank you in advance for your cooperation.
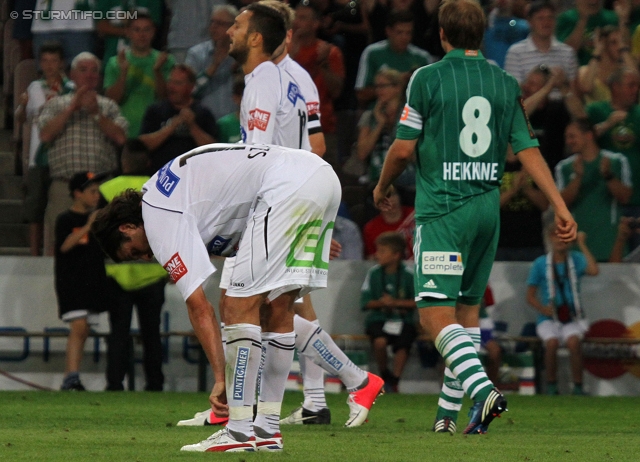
[254,426,283,452]
[180,428,255,452]
[344,372,385,428]
[176,408,228,426]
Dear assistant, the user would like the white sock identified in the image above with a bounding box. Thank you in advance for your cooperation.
[299,322,327,411]
[294,314,367,391]
[224,323,261,437]
[255,331,295,436]
[467,327,481,352]
[220,322,227,356]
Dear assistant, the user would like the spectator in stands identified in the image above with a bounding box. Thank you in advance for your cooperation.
[95,1,164,66]
[522,65,585,172]
[166,0,220,63]
[587,66,640,250]
[15,42,73,256]
[609,216,640,261]
[556,118,632,261]
[31,0,96,65]
[138,64,217,174]
[104,12,174,139]
[577,26,635,104]
[100,139,168,392]
[354,10,432,108]
[362,187,414,259]
[55,171,109,391]
[483,0,530,68]
[526,228,599,395]
[361,232,417,393]
[556,0,620,66]
[39,52,128,256]
[504,1,578,86]
[215,76,244,144]
[356,68,415,191]
[185,4,238,122]
[290,1,345,164]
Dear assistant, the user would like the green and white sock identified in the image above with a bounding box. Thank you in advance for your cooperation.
[435,324,492,402]
[435,327,482,420]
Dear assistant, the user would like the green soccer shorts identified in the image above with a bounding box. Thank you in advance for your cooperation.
[413,189,499,308]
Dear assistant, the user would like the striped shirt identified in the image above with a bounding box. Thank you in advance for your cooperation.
[396,49,539,221]
[504,36,578,84]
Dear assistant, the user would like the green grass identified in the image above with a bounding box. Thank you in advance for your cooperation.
[1,391,639,461]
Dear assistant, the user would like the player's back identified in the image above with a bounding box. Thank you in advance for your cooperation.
[402,50,535,219]
[278,55,322,138]
[240,61,311,151]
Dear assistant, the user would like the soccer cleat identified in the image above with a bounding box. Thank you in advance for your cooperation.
[180,428,255,452]
[433,416,457,434]
[254,426,283,452]
[280,406,331,425]
[60,379,85,391]
[176,409,229,426]
[344,372,385,428]
[462,388,508,435]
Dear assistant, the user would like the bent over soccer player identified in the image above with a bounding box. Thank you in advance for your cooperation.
[92,143,382,452]
[373,0,577,435]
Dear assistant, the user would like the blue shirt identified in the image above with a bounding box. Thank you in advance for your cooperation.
[527,251,587,324]
[484,16,530,68]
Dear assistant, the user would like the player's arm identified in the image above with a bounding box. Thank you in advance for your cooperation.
[309,132,326,157]
[59,210,99,253]
[185,286,228,416]
[373,138,417,210]
[518,147,577,242]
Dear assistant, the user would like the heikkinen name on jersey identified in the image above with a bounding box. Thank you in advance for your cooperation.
[443,162,499,181]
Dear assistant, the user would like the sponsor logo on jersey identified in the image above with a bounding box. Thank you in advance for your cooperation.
[248,108,270,131]
[163,252,188,282]
[312,339,344,371]
[443,162,499,181]
[421,252,464,275]
[156,161,180,197]
[287,82,304,105]
[464,50,478,57]
[231,282,245,288]
[423,279,437,289]
[307,101,319,116]
[206,235,231,256]
[233,346,250,400]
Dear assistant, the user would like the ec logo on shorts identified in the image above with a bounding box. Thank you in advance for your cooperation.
[286,219,334,270]
[421,252,464,276]
[287,82,304,105]
[156,161,180,197]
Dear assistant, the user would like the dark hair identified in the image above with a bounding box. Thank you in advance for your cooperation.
[570,117,595,136]
[39,41,64,60]
[170,63,197,85]
[375,232,406,255]
[439,0,486,50]
[128,10,155,26]
[91,189,144,262]
[246,3,287,56]
[527,1,555,18]
[386,10,414,28]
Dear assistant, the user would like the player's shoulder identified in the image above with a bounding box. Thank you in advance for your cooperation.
[252,60,280,79]
[362,40,389,57]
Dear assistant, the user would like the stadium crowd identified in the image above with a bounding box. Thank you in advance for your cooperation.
[3,0,640,420]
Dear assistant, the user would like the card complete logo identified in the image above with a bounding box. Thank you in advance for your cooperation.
[163,252,188,283]
[421,252,464,275]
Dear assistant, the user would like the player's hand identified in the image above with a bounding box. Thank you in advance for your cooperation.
[540,305,554,317]
[153,51,168,72]
[554,209,578,243]
[117,48,129,74]
[572,156,584,178]
[373,184,394,211]
[209,381,228,418]
[180,107,196,127]
[599,156,612,178]
[80,90,99,115]
[329,238,342,260]
[576,230,587,246]
[608,110,628,127]
[70,85,89,112]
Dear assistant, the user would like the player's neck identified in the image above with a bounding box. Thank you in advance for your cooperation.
[531,33,552,52]
[580,144,599,162]
[70,203,91,214]
[243,51,271,75]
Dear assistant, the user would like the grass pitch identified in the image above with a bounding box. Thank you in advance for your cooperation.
[1,391,639,461]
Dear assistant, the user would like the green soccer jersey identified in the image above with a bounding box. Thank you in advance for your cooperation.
[216,112,241,144]
[104,49,175,138]
[396,49,539,222]
[360,263,416,328]
[587,101,640,205]
[555,150,631,261]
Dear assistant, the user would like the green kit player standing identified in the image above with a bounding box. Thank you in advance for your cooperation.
[373,0,577,435]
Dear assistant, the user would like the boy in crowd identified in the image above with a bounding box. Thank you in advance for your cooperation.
[361,232,417,392]
[55,172,108,391]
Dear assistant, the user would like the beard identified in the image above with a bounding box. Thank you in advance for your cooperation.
[229,40,249,65]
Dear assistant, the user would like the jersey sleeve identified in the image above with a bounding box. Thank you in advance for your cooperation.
[509,80,540,154]
[572,251,588,277]
[526,257,544,288]
[142,204,215,301]
[396,68,426,140]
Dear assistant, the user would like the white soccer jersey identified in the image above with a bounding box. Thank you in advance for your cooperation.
[277,55,322,137]
[141,143,329,300]
[240,61,311,151]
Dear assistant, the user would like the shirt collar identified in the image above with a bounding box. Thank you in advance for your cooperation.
[443,49,486,60]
